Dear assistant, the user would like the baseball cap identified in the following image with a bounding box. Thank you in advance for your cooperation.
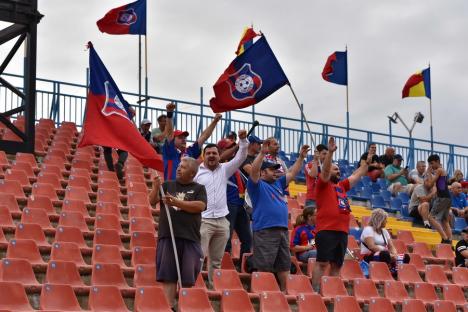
[394,154,403,161]
[248,135,263,144]
[217,138,236,150]
[141,119,151,125]
[173,130,189,137]
[261,161,281,170]
[462,227,468,234]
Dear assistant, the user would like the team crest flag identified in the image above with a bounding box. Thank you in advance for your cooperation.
[210,35,289,113]
[322,51,347,85]
[79,42,163,171]
[402,67,431,99]
[235,27,259,55]
[97,0,146,35]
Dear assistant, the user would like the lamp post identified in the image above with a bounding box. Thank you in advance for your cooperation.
[387,112,424,169]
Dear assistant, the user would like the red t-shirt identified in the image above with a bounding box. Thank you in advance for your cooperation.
[305,162,319,200]
[315,178,351,233]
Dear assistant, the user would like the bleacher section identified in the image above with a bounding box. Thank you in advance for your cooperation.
[0,118,467,311]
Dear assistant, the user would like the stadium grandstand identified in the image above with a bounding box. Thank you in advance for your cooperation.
[1,1,468,312]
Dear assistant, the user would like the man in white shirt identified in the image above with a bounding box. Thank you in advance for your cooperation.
[409,161,426,184]
[194,129,248,282]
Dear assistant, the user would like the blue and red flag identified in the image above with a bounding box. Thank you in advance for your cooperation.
[235,27,259,55]
[78,42,163,171]
[97,0,146,35]
[322,51,347,85]
[210,35,289,113]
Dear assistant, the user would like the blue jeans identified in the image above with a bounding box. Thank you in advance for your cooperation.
[225,203,252,259]
[297,249,317,262]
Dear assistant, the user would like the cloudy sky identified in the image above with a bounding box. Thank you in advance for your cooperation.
[2,0,468,153]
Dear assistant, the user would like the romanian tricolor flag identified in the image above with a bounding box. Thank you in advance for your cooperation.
[402,67,431,99]
[235,27,259,55]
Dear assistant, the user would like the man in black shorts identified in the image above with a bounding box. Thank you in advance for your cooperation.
[149,157,207,308]
[455,228,468,267]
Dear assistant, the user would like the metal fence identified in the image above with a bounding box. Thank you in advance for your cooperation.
[1,72,467,175]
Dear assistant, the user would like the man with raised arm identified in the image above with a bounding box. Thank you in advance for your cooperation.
[312,137,371,292]
[248,141,310,291]
[162,102,222,180]
[149,157,207,309]
[194,129,249,283]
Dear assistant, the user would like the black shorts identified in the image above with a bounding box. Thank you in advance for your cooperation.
[315,230,348,267]
[409,207,422,220]
[252,227,291,273]
[156,237,203,287]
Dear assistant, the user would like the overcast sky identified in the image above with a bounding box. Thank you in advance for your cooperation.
[2,0,468,152]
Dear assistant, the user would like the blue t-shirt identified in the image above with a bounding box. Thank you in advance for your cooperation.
[247,176,288,231]
[226,172,245,206]
[162,139,201,180]
[451,192,468,209]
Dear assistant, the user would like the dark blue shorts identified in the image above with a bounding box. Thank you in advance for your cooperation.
[156,237,203,287]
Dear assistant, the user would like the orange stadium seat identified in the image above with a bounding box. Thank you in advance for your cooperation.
[442,284,466,307]
[134,286,172,312]
[433,300,456,312]
[414,282,438,305]
[130,231,156,249]
[27,195,56,214]
[452,267,468,287]
[128,191,151,207]
[127,181,148,194]
[54,225,88,249]
[134,264,160,287]
[435,244,455,264]
[0,179,26,200]
[251,271,281,293]
[32,182,59,201]
[94,228,125,249]
[97,188,121,205]
[50,242,87,266]
[297,293,327,312]
[128,204,153,219]
[21,207,53,229]
[340,259,364,282]
[411,242,436,261]
[64,186,91,204]
[11,161,35,178]
[285,274,314,296]
[0,193,21,213]
[62,199,90,217]
[333,296,361,312]
[259,291,291,312]
[0,258,40,286]
[320,276,347,301]
[398,263,423,285]
[369,261,394,283]
[40,283,83,311]
[88,285,130,312]
[0,281,34,311]
[408,253,426,273]
[14,223,50,247]
[178,288,214,312]
[397,230,415,245]
[91,263,131,289]
[98,178,120,191]
[368,297,396,312]
[40,163,63,179]
[58,211,89,232]
[212,269,243,291]
[425,265,451,286]
[70,167,92,182]
[401,299,427,312]
[92,244,126,267]
[6,239,45,265]
[68,175,93,192]
[354,278,380,303]
[5,169,30,187]
[221,289,255,312]
[0,205,15,227]
[131,246,156,266]
[15,152,38,168]
[95,213,125,234]
[384,280,410,304]
[45,260,85,286]
[96,201,122,218]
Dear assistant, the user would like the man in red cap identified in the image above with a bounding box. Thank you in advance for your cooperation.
[162,103,222,180]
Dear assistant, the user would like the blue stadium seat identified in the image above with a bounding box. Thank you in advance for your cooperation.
[371,183,381,194]
[453,217,467,234]
[380,190,392,204]
[338,159,349,167]
[371,195,387,210]
[389,197,402,213]
[361,176,372,186]
[397,192,410,205]
[349,187,372,202]
[348,228,362,241]
[376,178,388,189]
[399,204,414,222]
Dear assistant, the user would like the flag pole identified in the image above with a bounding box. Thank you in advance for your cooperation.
[144,35,149,119]
[155,176,183,289]
[138,35,142,120]
[345,45,350,160]
[288,83,317,149]
[428,63,433,152]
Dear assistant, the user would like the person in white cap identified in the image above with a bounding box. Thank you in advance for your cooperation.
[139,118,153,142]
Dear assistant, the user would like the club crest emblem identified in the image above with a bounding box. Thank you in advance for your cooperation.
[101,81,131,120]
[117,8,137,25]
[227,63,262,100]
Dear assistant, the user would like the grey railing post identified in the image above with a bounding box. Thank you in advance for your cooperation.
[298,103,304,151]
[197,87,204,137]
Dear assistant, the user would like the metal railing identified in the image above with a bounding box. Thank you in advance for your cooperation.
[1,72,467,175]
